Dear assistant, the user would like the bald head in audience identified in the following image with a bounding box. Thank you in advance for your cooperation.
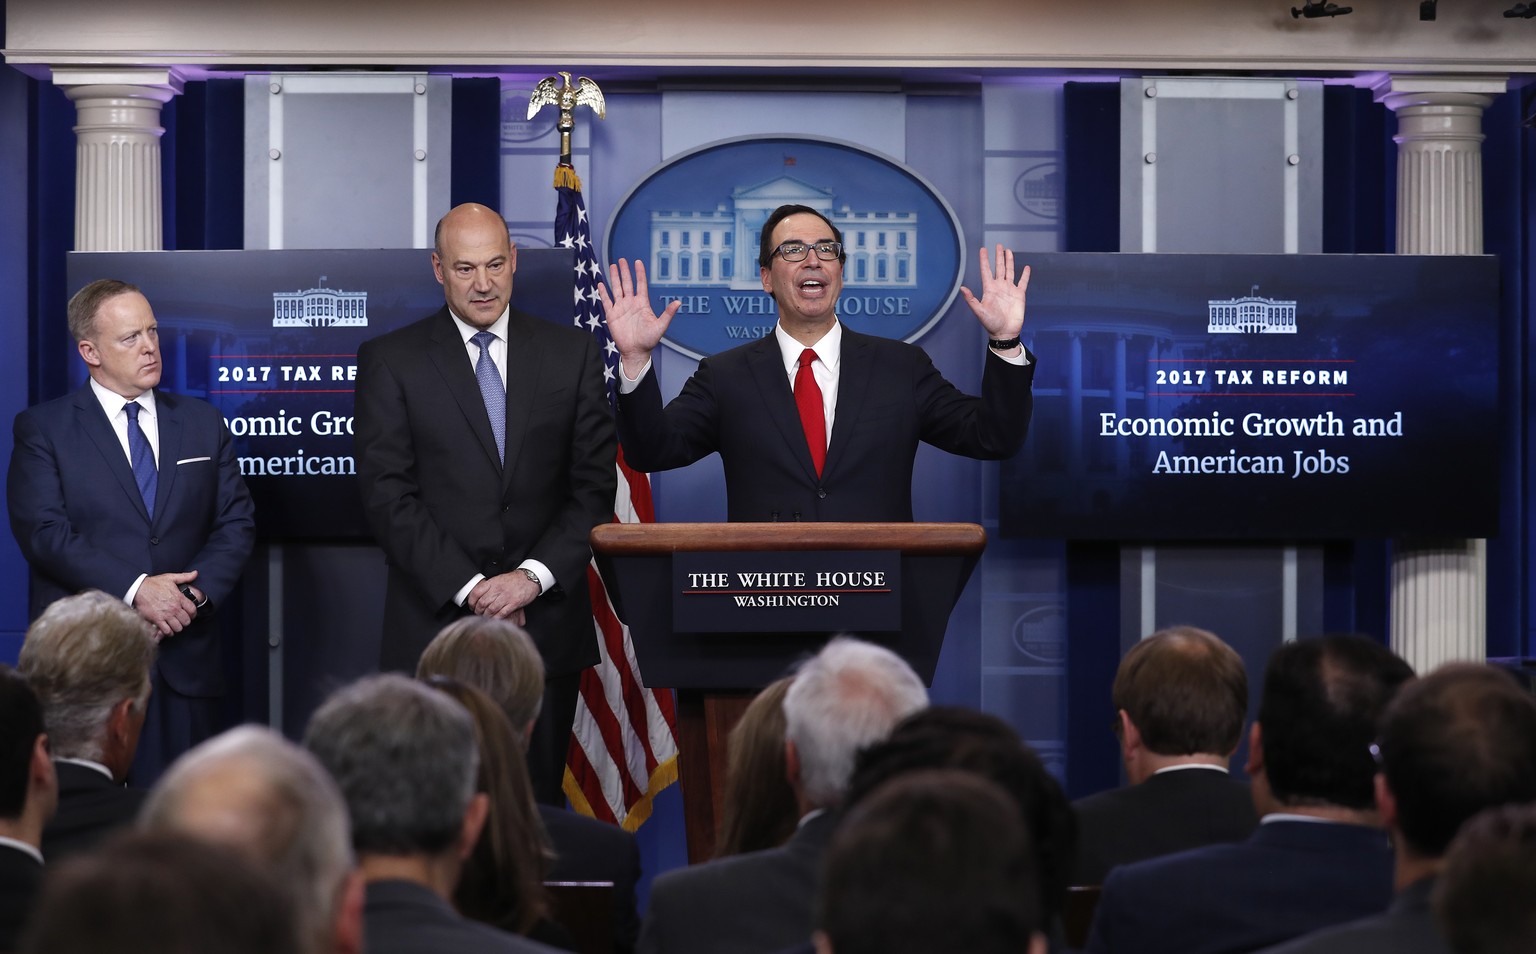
[141,725,362,954]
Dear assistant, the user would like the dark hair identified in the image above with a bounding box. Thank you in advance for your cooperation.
[1379,663,1536,858]
[20,831,303,954]
[425,677,553,936]
[1258,635,1413,809]
[819,770,1041,954]
[67,279,141,343]
[715,676,799,857]
[1434,802,1536,954]
[757,204,845,269]
[844,706,1075,925]
[0,666,45,819]
[1113,626,1247,756]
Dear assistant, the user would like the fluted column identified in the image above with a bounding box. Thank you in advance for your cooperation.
[53,69,184,251]
[1373,74,1505,674]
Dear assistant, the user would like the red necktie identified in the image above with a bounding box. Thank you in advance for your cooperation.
[794,348,826,477]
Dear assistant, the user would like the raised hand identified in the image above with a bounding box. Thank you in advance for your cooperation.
[959,245,1030,344]
[598,258,683,378]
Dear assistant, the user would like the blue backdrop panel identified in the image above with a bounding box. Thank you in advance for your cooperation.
[1001,253,1500,540]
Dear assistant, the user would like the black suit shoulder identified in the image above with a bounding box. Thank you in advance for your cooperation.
[0,845,42,952]
[43,762,149,861]
[539,806,640,953]
[1071,769,1256,884]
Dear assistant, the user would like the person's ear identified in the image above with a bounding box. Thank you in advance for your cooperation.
[332,870,367,954]
[458,792,490,860]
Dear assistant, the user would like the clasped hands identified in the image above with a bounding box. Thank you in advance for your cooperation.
[468,571,541,626]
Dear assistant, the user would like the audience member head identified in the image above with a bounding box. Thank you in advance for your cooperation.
[1112,626,1247,782]
[1375,663,1536,863]
[716,676,799,858]
[0,666,56,839]
[20,830,303,954]
[423,676,552,936]
[815,770,1046,954]
[1249,634,1413,814]
[1433,802,1536,954]
[18,590,156,780]
[783,636,929,810]
[417,616,545,739]
[843,706,1076,926]
[140,725,362,954]
[303,674,486,880]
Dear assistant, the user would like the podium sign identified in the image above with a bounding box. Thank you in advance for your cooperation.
[674,550,901,633]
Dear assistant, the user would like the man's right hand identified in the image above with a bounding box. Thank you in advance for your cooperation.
[598,258,683,379]
[133,570,201,638]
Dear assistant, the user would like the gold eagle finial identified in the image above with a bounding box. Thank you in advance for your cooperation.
[528,72,606,166]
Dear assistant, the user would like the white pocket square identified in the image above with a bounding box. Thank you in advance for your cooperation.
[176,456,212,465]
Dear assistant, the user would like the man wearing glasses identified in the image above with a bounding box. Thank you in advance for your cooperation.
[601,203,1034,522]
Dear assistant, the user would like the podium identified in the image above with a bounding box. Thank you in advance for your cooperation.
[590,522,986,860]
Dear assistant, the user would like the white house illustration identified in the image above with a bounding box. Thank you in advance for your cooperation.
[273,279,369,327]
[649,176,917,290]
[1207,286,1297,334]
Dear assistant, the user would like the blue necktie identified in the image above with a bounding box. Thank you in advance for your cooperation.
[471,331,506,463]
[124,401,157,518]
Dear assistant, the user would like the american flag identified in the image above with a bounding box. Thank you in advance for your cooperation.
[554,166,680,829]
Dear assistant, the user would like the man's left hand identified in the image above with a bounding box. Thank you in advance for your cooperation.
[959,245,1030,352]
[468,571,540,625]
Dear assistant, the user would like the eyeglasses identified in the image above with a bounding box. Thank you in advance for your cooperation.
[771,241,843,263]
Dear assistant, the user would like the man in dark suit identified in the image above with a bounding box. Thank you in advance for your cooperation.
[354,203,616,803]
[7,280,256,783]
[1072,626,1257,884]
[0,666,56,952]
[304,674,560,954]
[639,637,929,954]
[416,616,641,952]
[601,204,1033,522]
[1085,634,1415,954]
[1257,663,1536,954]
[18,590,157,860]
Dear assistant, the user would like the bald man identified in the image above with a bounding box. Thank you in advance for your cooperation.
[353,203,615,801]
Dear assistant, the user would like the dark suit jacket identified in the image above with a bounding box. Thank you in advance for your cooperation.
[354,307,616,674]
[616,328,1034,521]
[1071,767,1259,884]
[1085,819,1396,954]
[638,810,839,954]
[7,386,255,697]
[0,843,42,953]
[40,761,147,861]
[363,878,564,954]
[1253,877,1448,954]
[540,805,641,953]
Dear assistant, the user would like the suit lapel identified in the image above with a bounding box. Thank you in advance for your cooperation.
[152,391,183,525]
[499,311,543,488]
[425,310,503,471]
[74,388,152,523]
[825,329,873,479]
[745,337,820,482]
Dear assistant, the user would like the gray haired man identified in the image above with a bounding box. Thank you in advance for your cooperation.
[639,636,930,954]
[18,590,156,859]
[303,674,560,954]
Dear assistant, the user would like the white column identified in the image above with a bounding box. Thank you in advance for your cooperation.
[1373,74,1505,674]
[53,68,184,252]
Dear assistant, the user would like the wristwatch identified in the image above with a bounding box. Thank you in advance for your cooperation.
[517,567,541,589]
[989,336,1022,351]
